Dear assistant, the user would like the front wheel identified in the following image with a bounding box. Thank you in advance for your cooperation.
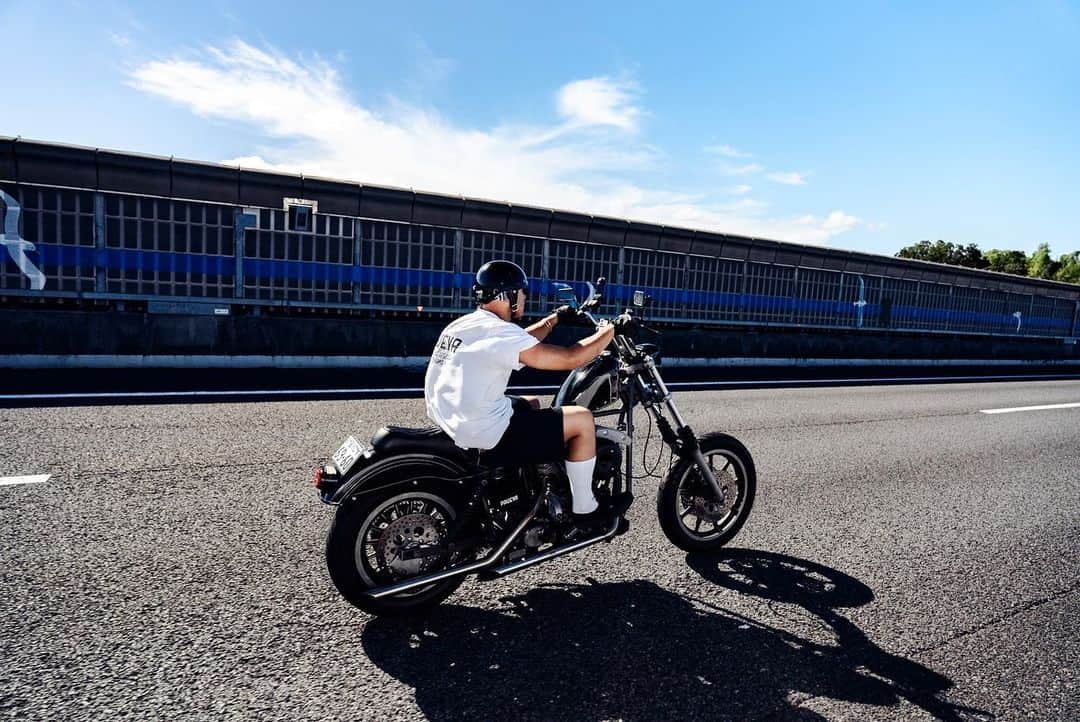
[326,484,468,616]
[656,433,756,552]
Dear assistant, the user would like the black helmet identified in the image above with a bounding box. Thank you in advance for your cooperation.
[472,260,529,313]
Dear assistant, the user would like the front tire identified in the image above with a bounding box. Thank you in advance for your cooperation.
[656,433,756,552]
[326,484,467,616]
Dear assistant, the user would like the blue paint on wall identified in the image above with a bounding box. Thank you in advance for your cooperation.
[15,242,1073,333]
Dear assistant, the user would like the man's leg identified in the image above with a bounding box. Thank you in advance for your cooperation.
[561,406,596,460]
[561,405,598,514]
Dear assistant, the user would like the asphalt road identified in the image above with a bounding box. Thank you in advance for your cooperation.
[1,380,1078,720]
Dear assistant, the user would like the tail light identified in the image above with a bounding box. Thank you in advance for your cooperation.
[313,463,341,492]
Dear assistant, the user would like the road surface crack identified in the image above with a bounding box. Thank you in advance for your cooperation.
[751,582,1078,721]
[907,580,1080,656]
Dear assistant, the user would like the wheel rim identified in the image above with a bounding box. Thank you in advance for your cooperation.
[355,491,457,597]
[675,450,747,542]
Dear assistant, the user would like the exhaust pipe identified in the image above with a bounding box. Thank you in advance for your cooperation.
[366,493,632,598]
[365,487,546,599]
[485,515,622,577]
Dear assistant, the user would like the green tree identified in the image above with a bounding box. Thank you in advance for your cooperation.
[896,241,1079,284]
[1054,252,1080,284]
[896,240,987,269]
[957,242,988,269]
[897,240,949,263]
[1027,243,1057,279]
[985,249,1029,276]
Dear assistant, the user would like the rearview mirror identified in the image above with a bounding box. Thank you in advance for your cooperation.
[553,282,578,309]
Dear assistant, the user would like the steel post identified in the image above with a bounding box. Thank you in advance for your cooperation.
[93,193,106,293]
[352,220,363,305]
[233,209,257,300]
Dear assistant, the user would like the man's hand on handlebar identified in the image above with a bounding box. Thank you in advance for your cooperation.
[554,304,583,324]
[595,318,617,337]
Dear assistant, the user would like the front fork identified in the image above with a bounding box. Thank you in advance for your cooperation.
[640,362,726,504]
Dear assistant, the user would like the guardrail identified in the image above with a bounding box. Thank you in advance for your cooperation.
[2,137,1078,340]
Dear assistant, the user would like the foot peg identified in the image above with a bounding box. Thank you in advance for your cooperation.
[610,492,633,517]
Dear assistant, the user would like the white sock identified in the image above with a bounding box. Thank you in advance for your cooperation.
[565,457,598,514]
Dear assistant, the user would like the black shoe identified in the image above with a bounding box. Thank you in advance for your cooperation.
[570,506,607,531]
[571,492,634,532]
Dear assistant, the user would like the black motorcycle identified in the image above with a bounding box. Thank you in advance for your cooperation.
[313,279,756,616]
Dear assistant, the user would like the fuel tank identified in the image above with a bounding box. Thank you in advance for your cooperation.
[553,351,619,411]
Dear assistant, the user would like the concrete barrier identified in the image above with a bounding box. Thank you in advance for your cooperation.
[1,308,1075,367]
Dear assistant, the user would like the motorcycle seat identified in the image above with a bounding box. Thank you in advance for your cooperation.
[370,425,472,461]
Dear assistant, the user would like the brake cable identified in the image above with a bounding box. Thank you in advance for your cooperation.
[639,406,671,479]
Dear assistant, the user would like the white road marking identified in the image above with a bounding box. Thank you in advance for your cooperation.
[0,474,51,486]
[979,402,1080,415]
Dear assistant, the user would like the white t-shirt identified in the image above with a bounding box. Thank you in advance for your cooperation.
[424,308,540,449]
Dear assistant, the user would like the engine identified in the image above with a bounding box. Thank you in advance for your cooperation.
[494,438,624,558]
[486,467,534,533]
[594,437,622,488]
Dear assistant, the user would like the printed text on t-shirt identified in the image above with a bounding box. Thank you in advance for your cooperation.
[432,333,463,364]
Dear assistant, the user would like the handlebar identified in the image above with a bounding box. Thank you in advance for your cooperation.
[579,277,606,313]
[558,277,655,356]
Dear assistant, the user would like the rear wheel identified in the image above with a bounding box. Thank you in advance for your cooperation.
[326,484,468,616]
[656,433,756,552]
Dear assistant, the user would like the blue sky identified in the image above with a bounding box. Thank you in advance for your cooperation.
[3,0,1078,256]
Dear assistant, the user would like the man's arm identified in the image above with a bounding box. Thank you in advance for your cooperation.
[524,312,559,342]
[518,322,616,371]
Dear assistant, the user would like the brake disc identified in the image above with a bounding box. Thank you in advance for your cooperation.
[376,513,444,577]
[684,463,738,521]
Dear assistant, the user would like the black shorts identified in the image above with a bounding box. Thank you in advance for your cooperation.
[481,396,565,467]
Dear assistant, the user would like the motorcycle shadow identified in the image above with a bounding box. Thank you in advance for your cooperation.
[361,549,992,721]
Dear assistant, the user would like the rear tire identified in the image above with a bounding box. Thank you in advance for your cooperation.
[326,484,467,617]
[656,433,756,553]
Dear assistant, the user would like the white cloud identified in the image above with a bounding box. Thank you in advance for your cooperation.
[556,76,641,131]
[707,144,752,158]
[766,170,809,186]
[129,40,857,245]
[406,35,456,95]
[820,210,860,232]
[631,202,859,244]
[109,32,131,48]
[727,184,753,195]
[718,163,764,176]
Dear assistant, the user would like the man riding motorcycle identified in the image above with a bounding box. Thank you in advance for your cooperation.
[423,260,618,524]
[317,262,755,615]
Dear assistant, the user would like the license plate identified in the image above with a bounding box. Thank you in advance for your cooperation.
[331,435,368,475]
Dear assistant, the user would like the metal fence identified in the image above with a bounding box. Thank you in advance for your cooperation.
[2,181,1079,339]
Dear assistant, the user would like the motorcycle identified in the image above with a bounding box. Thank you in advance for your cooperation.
[312,278,756,616]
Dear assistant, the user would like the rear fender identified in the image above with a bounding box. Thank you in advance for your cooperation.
[329,452,475,505]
